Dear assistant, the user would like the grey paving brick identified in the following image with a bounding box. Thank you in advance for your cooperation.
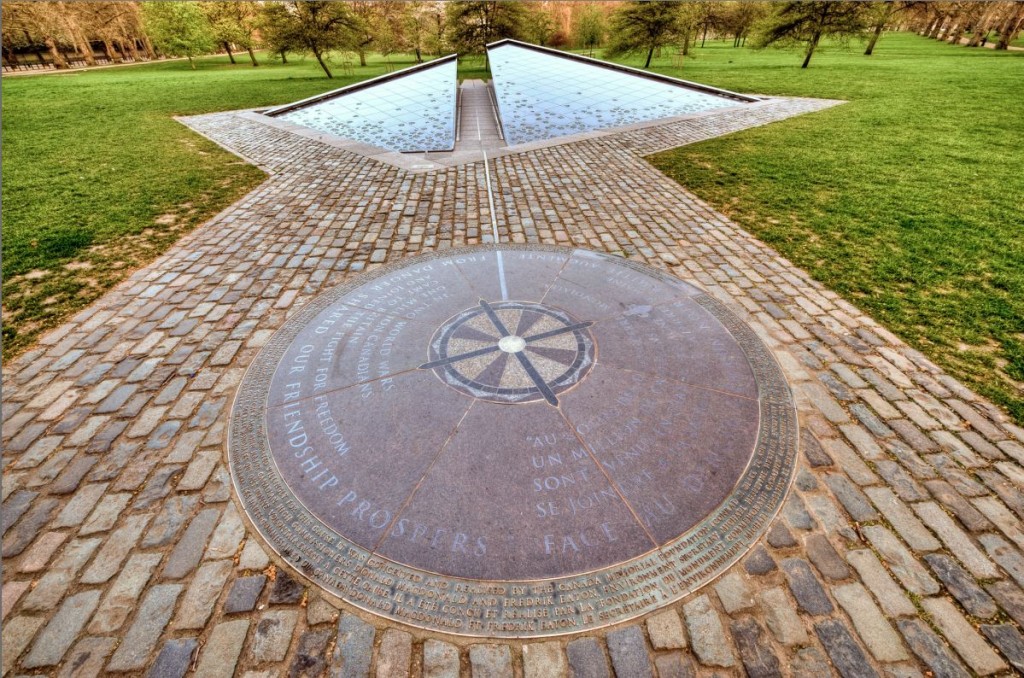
[2,580,31,620]
[863,487,940,552]
[920,597,1006,675]
[142,494,199,548]
[646,609,686,650]
[522,641,566,678]
[923,480,990,531]
[22,590,101,668]
[980,533,1024,587]
[1,615,45,676]
[469,644,513,678]
[986,580,1024,626]
[898,618,969,677]
[57,636,117,678]
[566,637,609,678]
[682,594,735,667]
[913,502,999,578]
[832,583,909,662]
[819,475,876,522]
[22,537,101,612]
[224,574,266,614]
[147,638,198,678]
[376,629,413,678]
[713,571,754,613]
[862,525,939,595]
[161,507,220,579]
[2,497,59,556]
[979,624,1024,673]
[204,502,246,560]
[805,533,850,581]
[195,619,249,678]
[743,545,776,575]
[730,617,781,678]
[250,609,298,663]
[780,558,833,615]
[288,629,333,678]
[1,490,37,535]
[652,652,696,678]
[767,522,796,548]
[48,455,98,494]
[801,429,833,467]
[269,571,304,604]
[80,513,151,584]
[132,464,183,510]
[17,530,67,573]
[90,552,163,633]
[332,612,375,678]
[174,560,232,629]
[814,618,879,678]
[758,587,808,646]
[107,584,183,671]
[424,639,461,678]
[79,492,131,535]
[606,625,652,678]
[923,553,998,619]
[791,646,832,678]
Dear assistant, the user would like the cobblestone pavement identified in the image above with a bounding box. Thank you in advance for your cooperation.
[5,96,1024,677]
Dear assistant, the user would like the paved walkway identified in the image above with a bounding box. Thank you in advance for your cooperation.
[4,96,1024,677]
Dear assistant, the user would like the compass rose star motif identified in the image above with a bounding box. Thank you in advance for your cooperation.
[420,300,596,406]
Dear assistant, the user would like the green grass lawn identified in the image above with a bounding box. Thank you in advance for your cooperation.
[1,50,460,357]
[633,34,1024,423]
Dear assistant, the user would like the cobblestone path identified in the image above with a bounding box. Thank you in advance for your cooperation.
[5,96,1024,677]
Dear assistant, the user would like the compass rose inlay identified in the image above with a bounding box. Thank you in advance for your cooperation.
[228,245,798,638]
[421,300,595,406]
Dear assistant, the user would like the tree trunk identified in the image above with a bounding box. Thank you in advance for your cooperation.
[3,47,19,68]
[414,47,422,63]
[280,49,288,64]
[143,35,156,59]
[865,21,885,55]
[996,7,1024,50]
[224,42,236,64]
[644,45,654,68]
[103,39,121,63]
[701,23,708,48]
[247,46,259,66]
[59,5,96,66]
[123,38,139,61]
[682,30,690,56]
[802,31,821,68]
[313,48,333,78]
[188,55,195,70]
[358,49,367,67]
[46,36,68,68]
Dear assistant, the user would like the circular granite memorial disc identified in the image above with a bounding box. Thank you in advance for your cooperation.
[229,245,798,637]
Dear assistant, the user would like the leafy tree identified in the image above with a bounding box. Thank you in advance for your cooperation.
[258,1,355,78]
[446,1,526,58]
[606,1,683,69]
[201,2,261,66]
[571,3,606,56]
[720,1,767,48]
[142,2,214,69]
[755,1,867,68]
[521,2,556,47]
[863,2,924,55]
